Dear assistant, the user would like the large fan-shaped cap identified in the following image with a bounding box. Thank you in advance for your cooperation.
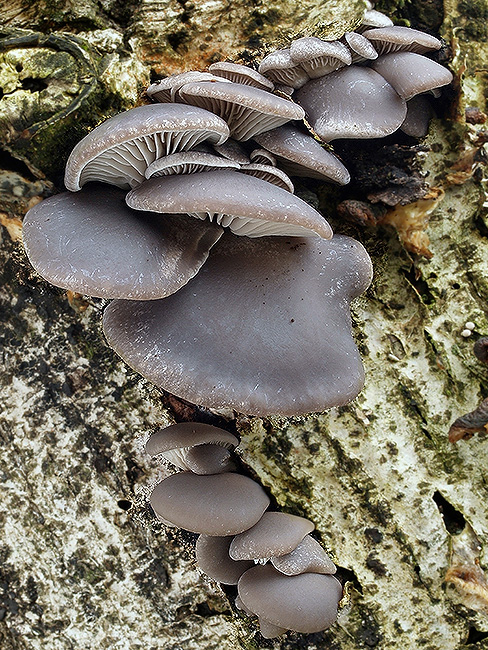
[289,37,352,78]
[64,104,230,191]
[363,26,442,56]
[371,52,453,101]
[22,185,223,300]
[177,80,305,141]
[126,170,332,238]
[150,472,270,535]
[237,564,343,634]
[295,66,407,141]
[254,125,350,184]
[102,233,373,416]
[208,62,274,91]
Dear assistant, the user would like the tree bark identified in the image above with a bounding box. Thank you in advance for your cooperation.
[1,1,488,649]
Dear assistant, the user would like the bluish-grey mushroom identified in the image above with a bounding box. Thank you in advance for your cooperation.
[208,62,274,91]
[144,151,239,179]
[271,534,337,575]
[196,535,254,584]
[102,233,372,416]
[22,184,223,300]
[125,170,332,238]
[363,26,442,55]
[64,104,230,190]
[295,66,407,141]
[258,48,310,89]
[289,37,352,78]
[237,564,343,635]
[150,472,270,535]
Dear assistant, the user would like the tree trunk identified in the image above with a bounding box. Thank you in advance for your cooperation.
[1,1,488,649]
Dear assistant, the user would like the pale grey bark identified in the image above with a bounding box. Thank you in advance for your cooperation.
[1,1,488,649]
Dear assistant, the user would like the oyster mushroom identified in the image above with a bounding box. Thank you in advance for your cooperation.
[22,185,223,300]
[125,169,332,238]
[102,233,372,416]
[150,472,270,535]
[295,66,407,141]
[64,104,230,191]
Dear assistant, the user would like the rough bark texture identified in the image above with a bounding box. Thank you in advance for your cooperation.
[1,1,488,649]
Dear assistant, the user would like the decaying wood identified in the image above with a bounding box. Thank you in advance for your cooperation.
[1,1,488,649]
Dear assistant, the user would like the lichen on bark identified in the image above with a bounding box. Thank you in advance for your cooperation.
[1,0,488,649]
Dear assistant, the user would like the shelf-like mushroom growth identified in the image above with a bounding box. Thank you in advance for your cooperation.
[146,423,341,639]
[21,2,454,638]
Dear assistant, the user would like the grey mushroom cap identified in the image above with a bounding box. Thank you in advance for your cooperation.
[258,48,310,89]
[177,80,305,141]
[289,37,352,78]
[150,472,270,535]
[64,104,230,191]
[237,564,343,634]
[102,233,372,416]
[400,94,434,138]
[343,32,378,63]
[213,138,250,164]
[144,151,239,178]
[371,52,453,100]
[271,534,337,575]
[363,26,442,56]
[208,62,275,91]
[295,66,407,141]
[360,8,394,30]
[126,170,332,238]
[184,444,236,474]
[196,535,254,584]
[258,618,288,639]
[147,72,221,103]
[249,148,277,166]
[145,422,239,473]
[22,185,223,300]
[239,163,294,193]
[254,125,350,184]
[229,512,314,560]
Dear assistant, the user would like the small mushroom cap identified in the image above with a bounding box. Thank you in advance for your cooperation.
[126,170,332,238]
[146,71,221,103]
[371,52,453,101]
[144,151,239,178]
[177,80,305,141]
[295,66,407,141]
[146,423,239,455]
[208,62,274,91]
[237,564,343,634]
[239,163,294,193]
[184,444,236,475]
[196,535,254,584]
[22,185,223,300]
[360,8,394,30]
[213,138,250,164]
[229,512,314,560]
[258,48,310,89]
[64,104,230,191]
[102,233,372,416]
[146,422,238,473]
[271,534,337,575]
[150,472,270,535]
[400,94,434,137]
[343,32,378,62]
[258,618,288,639]
[249,148,277,166]
[289,37,352,78]
[363,26,442,55]
[254,125,350,184]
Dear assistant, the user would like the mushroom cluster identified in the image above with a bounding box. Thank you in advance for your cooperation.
[147,422,342,638]
[22,5,454,416]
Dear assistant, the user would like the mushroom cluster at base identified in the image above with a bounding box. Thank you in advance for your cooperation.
[147,423,342,638]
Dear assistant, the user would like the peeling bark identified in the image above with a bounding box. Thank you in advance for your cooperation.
[1,1,488,649]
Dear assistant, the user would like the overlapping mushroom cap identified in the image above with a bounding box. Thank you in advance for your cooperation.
[103,233,372,416]
[22,185,223,300]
